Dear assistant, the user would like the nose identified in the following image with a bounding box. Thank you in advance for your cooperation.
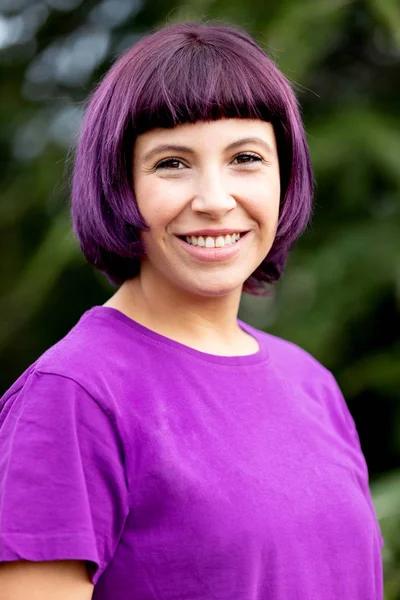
[191,169,236,218]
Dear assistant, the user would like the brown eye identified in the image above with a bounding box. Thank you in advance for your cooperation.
[232,153,262,165]
[156,158,185,170]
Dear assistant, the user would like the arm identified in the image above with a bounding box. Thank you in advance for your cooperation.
[0,560,94,600]
[0,372,130,585]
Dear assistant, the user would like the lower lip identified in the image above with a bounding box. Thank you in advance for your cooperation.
[175,234,248,262]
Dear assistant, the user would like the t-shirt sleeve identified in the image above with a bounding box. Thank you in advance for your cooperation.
[325,371,385,549]
[0,370,130,584]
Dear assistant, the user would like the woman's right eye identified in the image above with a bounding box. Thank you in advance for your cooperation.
[155,158,185,170]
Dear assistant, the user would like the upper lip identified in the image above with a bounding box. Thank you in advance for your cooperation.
[176,229,248,237]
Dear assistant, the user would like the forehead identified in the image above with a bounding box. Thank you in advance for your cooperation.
[134,118,277,156]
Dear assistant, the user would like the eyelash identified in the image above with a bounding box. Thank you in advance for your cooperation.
[155,152,263,170]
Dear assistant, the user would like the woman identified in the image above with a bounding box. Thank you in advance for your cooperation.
[0,21,383,600]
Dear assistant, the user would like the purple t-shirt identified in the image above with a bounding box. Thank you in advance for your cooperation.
[0,306,383,599]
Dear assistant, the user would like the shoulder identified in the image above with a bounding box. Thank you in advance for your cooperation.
[245,321,333,382]
[251,325,357,431]
[2,307,145,413]
[36,307,133,371]
[0,309,137,460]
[243,324,362,452]
[245,323,349,413]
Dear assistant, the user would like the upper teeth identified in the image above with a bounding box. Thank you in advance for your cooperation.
[185,233,241,248]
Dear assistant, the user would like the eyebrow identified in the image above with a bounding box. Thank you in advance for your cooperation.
[142,137,275,163]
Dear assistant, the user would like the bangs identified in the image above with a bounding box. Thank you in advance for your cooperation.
[130,39,281,134]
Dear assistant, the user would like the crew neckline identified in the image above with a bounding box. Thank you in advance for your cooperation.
[84,306,270,366]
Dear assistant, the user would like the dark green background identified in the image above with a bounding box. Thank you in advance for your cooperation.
[0,0,399,595]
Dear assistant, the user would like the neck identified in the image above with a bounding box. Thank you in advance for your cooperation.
[104,268,255,355]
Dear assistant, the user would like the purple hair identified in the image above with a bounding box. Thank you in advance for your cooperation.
[71,21,313,294]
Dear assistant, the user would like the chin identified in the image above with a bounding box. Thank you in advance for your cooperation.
[179,275,245,298]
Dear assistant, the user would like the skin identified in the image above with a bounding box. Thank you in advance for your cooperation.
[0,560,94,599]
[106,118,281,355]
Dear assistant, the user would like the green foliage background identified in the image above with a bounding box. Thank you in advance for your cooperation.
[0,0,399,595]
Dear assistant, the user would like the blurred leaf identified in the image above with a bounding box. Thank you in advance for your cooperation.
[368,0,400,45]
[0,210,78,351]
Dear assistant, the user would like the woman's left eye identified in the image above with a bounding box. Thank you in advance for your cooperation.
[232,153,263,165]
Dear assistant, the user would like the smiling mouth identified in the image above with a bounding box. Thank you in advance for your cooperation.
[178,232,248,248]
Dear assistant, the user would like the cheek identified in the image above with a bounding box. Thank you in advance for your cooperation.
[249,176,281,225]
[135,179,187,227]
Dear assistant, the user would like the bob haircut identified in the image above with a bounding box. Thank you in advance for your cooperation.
[71,21,313,295]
